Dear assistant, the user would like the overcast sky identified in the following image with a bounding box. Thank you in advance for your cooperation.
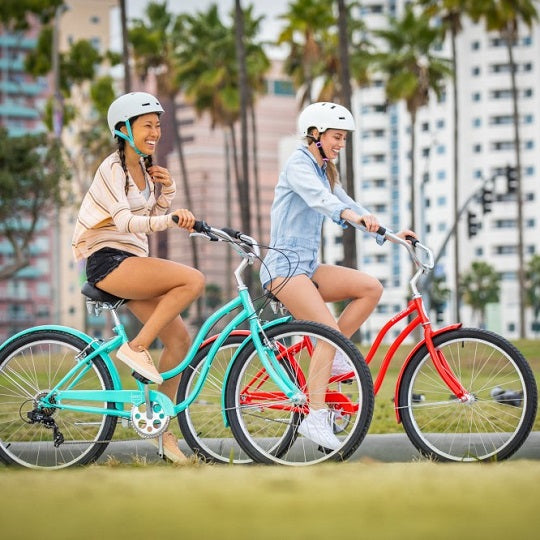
[111,0,290,58]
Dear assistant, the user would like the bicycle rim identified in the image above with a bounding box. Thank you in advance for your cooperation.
[0,331,117,469]
[177,336,252,464]
[399,328,537,462]
[226,321,374,466]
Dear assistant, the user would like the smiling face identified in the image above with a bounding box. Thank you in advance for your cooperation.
[317,128,348,160]
[122,112,161,156]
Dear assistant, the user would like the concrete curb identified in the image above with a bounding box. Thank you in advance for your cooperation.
[96,431,540,464]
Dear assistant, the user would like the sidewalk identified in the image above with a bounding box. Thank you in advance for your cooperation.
[96,431,540,464]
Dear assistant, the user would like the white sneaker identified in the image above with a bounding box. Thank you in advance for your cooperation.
[297,408,341,450]
[331,350,352,377]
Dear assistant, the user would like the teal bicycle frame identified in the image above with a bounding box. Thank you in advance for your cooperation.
[0,225,303,424]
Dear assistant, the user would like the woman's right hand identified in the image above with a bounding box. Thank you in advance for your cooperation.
[172,209,196,231]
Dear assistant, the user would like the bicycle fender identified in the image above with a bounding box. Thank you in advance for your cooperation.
[220,316,293,427]
[393,323,462,422]
[0,324,123,390]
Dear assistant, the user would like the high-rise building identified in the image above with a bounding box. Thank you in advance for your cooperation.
[0,21,52,340]
[324,2,540,342]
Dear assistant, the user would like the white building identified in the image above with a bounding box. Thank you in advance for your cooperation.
[322,2,540,342]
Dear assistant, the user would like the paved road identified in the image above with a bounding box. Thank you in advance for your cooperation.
[96,431,540,464]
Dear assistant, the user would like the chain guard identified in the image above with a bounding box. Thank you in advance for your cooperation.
[130,403,170,438]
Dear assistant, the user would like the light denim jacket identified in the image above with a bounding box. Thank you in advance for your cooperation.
[260,146,384,287]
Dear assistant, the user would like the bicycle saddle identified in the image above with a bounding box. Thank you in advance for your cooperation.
[81,282,125,305]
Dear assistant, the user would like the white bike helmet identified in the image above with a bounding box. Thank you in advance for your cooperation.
[297,102,355,137]
[107,92,164,156]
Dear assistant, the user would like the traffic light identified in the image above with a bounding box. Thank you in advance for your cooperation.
[505,165,518,193]
[467,210,478,238]
[481,187,493,214]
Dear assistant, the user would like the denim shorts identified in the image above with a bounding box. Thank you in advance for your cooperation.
[85,247,137,285]
[260,241,319,290]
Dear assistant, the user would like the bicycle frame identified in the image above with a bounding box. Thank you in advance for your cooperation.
[0,225,304,423]
[347,222,471,422]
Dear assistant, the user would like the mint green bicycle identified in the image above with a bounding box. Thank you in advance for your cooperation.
[0,222,373,469]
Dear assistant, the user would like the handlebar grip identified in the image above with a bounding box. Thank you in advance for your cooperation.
[222,226,242,239]
[405,234,419,247]
[171,215,207,233]
[359,220,386,237]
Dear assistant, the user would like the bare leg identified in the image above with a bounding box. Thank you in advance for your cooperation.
[127,297,191,402]
[312,264,383,338]
[269,275,337,410]
[269,266,382,409]
[96,257,205,352]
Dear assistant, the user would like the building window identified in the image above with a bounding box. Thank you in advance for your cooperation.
[272,80,294,96]
[473,144,482,153]
[472,66,481,76]
[473,117,481,127]
[471,40,480,50]
[472,92,481,101]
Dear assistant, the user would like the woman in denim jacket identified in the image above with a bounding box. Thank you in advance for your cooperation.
[260,102,415,450]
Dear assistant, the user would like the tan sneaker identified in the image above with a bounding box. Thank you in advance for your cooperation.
[116,343,163,384]
[151,431,188,463]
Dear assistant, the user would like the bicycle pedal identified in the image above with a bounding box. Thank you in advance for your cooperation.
[317,445,334,455]
[132,371,151,384]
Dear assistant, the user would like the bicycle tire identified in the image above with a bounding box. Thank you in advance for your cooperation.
[176,334,253,464]
[0,330,118,469]
[398,327,538,462]
[225,320,374,466]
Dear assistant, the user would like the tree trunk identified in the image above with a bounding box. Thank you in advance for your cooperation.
[450,28,461,324]
[119,0,131,93]
[250,104,263,242]
[337,0,357,271]
[506,26,526,339]
[170,98,202,321]
[234,0,251,237]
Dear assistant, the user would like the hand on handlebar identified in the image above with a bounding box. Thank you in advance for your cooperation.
[394,229,418,246]
[171,209,196,231]
[342,210,381,233]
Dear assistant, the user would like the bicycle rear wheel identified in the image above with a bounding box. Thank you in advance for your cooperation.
[225,321,374,466]
[0,330,118,469]
[176,334,252,464]
[398,328,537,462]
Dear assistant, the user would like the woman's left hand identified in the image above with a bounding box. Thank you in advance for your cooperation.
[148,165,172,187]
[395,229,418,243]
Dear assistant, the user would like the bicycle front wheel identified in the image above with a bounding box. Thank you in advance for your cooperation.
[176,334,252,464]
[0,330,118,469]
[225,321,374,466]
[398,328,537,462]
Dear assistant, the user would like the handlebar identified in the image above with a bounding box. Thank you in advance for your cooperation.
[348,220,434,272]
[171,215,260,259]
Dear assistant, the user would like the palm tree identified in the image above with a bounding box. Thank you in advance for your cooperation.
[176,4,269,237]
[417,0,475,324]
[373,6,452,237]
[277,0,334,106]
[129,3,200,267]
[460,261,501,328]
[129,1,203,318]
[525,254,540,336]
[469,0,539,339]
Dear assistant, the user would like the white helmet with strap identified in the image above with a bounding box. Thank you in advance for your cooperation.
[297,102,355,137]
[107,92,164,156]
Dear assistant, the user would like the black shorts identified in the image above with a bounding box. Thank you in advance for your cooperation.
[85,247,137,285]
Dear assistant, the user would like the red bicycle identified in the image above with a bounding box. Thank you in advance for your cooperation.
[225,225,537,463]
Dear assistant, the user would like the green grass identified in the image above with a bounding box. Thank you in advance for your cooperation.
[1,460,540,539]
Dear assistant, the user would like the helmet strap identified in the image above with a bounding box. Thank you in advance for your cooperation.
[315,140,329,162]
[113,119,148,157]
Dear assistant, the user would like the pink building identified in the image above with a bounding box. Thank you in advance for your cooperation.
[163,63,298,312]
